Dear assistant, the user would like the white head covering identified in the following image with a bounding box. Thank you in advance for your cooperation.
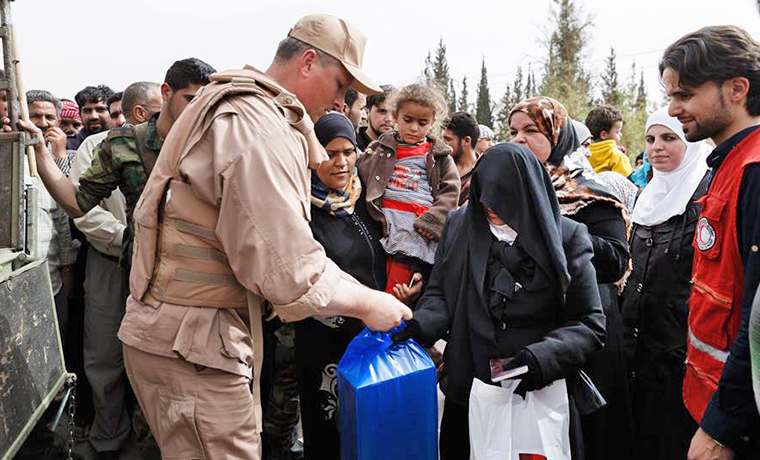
[570,119,592,144]
[478,124,494,139]
[631,107,710,226]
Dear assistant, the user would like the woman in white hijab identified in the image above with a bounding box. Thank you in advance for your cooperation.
[621,107,711,459]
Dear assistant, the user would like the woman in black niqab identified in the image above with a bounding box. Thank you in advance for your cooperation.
[396,143,606,460]
[468,143,570,298]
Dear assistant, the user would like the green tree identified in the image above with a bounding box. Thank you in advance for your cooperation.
[526,65,538,99]
[476,58,494,127]
[618,61,650,159]
[636,70,648,110]
[448,78,458,114]
[601,46,623,105]
[495,83,514,142]
[512,66,525,106]
[431,38,455,110]
[539,0,594,119]
[459,77,471,113]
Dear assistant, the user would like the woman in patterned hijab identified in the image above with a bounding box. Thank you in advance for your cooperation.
[510,96,635,460]
[510,96,581,166]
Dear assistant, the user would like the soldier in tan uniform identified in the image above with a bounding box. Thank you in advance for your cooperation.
[110,15,409,459]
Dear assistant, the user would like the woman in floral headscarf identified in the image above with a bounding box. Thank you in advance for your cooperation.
[510,96,635,460]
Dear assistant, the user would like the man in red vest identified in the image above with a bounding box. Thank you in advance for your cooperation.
[661,26,760,460]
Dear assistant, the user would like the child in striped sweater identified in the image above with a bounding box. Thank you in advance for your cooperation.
[357,83,461,299]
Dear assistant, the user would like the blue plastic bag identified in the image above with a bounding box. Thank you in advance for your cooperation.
[337,325,438,460]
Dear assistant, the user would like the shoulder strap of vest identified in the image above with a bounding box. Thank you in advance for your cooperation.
[133,122,158,178]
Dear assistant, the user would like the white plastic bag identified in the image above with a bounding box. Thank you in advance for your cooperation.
[468,378,571,460]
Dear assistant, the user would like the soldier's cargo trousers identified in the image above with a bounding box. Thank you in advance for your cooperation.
[123,344,262,459]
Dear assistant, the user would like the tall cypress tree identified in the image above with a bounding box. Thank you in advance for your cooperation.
[432,38,454,110]
[459,77,471,113]
[511,66,525,107]
[636,70,648,110]
[525,66,537,99]
[495,83,514,142]
[601,46,622,105]
[476,57,494,127]
[448,79,458,114]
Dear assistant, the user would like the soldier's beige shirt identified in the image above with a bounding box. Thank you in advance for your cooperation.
[117,68,346,431]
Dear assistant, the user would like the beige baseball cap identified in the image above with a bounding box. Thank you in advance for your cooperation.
[288,14,381,95]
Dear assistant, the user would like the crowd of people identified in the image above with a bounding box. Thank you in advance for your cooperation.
[8,12,760,460]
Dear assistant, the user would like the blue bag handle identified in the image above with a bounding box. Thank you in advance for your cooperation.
[345,322,406,358]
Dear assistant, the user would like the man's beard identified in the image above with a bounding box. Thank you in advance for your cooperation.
[85,119,107,134]
[452,141,464,160]
[684,91,733,142]
[369,119,392,137]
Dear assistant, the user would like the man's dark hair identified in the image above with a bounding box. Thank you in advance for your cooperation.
[585,105,623,140]
[74,85,115,108]
[122,82,160,120]
[106,91,123,109]
[274,37,341,68]
[366,84,395,110]
[660,26,760,116]
[443,112,479,148]
[26,90,61,116]
[345,86,359,106]
[164,58,216,92]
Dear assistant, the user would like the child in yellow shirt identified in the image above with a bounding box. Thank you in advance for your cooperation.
[585,105,634,177]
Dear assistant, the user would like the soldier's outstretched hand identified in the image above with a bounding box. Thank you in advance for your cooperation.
[362,290,413,332]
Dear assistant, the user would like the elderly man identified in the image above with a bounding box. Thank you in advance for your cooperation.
[26,89,79,340]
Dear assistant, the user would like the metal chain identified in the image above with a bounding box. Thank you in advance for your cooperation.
[65,375,77,460]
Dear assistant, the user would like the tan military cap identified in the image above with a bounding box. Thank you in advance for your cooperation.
[288,14,381,95]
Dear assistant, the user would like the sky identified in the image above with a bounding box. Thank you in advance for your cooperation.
[11,0,760,107]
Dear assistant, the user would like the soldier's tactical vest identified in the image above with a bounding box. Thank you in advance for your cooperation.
[129,66,320,309]
[684,128,760,421]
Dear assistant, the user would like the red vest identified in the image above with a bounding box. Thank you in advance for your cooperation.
[684,128,760,421]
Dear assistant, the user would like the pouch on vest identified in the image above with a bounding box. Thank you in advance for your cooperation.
[337,326,437,460]
[153,180,247,308]
[690,195,734,350]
